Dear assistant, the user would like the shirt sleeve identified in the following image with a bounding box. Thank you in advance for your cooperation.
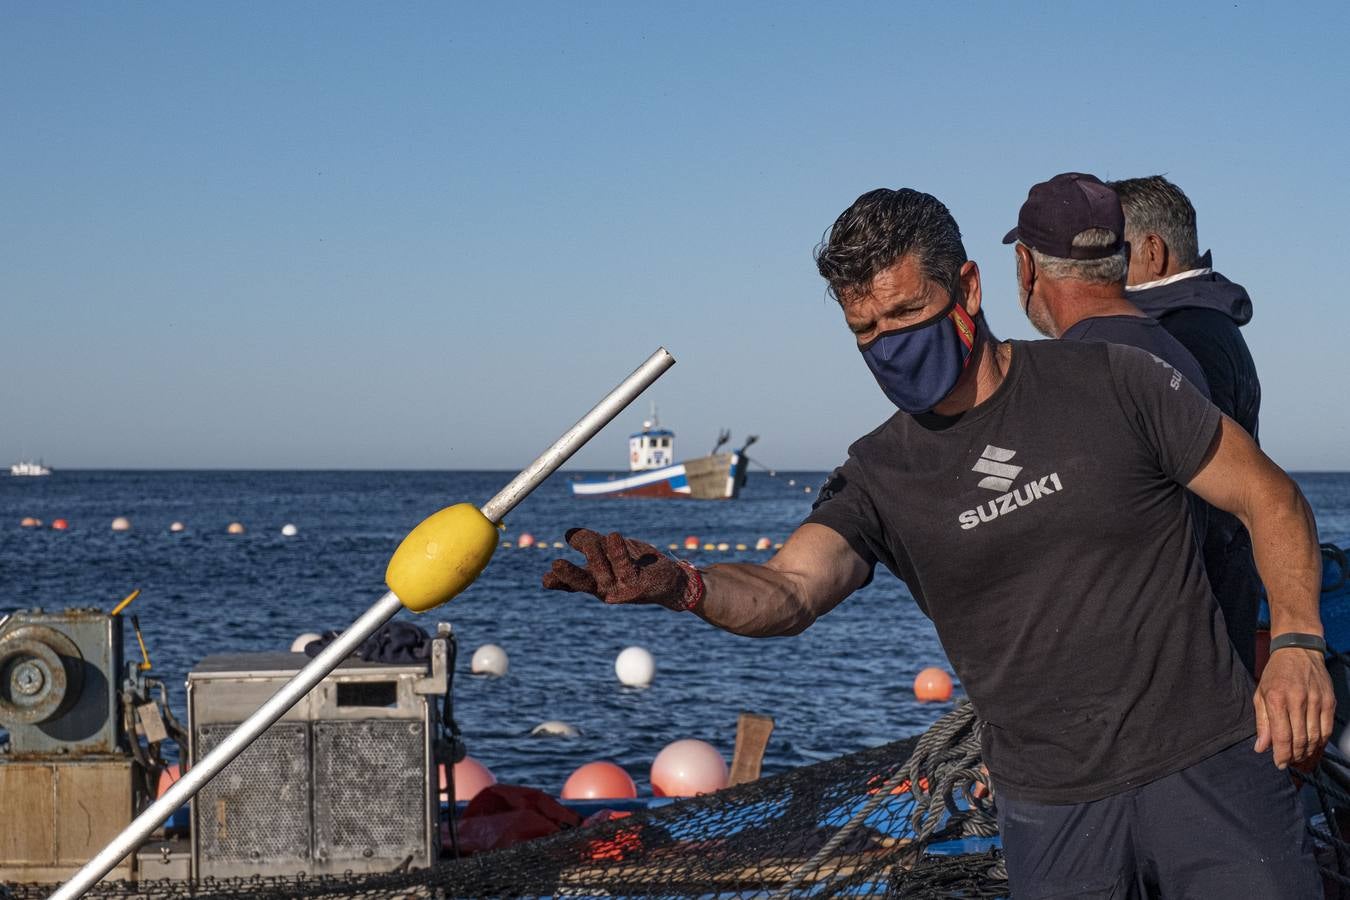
[1105,342,1222,485]
[802,455,883,581]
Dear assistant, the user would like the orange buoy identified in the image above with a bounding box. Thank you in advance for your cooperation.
[754,537,772,550]
[51,518,69,530]
[439,756,497,803]
[683,536,699,551]
[226,522,245,535]
[913,667,954,703]
[20,517,41,528]
[562,761,637,800]
[518,533,536,548]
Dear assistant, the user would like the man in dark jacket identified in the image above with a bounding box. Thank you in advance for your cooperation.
[1108,175,1264,674]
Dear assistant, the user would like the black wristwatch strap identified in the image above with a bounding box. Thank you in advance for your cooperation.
[1269,632,1328,655]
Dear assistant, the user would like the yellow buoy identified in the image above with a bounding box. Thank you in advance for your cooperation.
[386,503,499,612]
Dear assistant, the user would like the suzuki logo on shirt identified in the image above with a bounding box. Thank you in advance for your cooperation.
[972,445,1022,492]
[959,445,1065,530]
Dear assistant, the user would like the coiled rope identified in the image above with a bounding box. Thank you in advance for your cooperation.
[771,699,1002,897]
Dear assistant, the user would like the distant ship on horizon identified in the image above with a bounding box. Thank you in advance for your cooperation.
[10,459,52,476]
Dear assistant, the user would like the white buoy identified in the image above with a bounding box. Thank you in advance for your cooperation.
[290,632,321,653]
[281,523,298,537]
[111,516,131,532]
[615,645,655,687]
[471,643,509,677]
[169,521,186,533]
[530,720,580,737]
[227,522,245,535]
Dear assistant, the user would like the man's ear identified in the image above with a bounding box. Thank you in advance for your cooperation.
[959,259,982,317]
[1014,245,1034,294]
[1145,233,1169,280]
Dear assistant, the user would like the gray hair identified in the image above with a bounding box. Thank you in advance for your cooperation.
[1105,175,1200,270]
[1026,228,1128,284]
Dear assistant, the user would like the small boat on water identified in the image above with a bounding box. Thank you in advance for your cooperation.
[9,459,51,476]
[570,414,757,500]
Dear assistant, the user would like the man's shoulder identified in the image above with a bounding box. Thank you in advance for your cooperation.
[1158,306,1248,341]
[1015,336,1112,370]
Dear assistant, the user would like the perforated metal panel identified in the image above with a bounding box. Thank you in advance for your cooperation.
[194,722,310,872]
[313,719,427,863]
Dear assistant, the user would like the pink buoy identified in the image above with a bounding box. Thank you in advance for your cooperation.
[439,756,497,802]
[518,533,536,548]
[754,537,771,550]
[562,761,637,800]
[650,739,728,798]
[913,667,954,702]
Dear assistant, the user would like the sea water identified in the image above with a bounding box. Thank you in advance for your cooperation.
[3,470,1349,795]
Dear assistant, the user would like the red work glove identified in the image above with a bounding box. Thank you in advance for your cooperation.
[542,528,704,612]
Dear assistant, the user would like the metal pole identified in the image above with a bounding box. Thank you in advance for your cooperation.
[52,347,675,900]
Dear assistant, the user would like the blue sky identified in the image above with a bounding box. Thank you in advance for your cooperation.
[2,2,1347,470]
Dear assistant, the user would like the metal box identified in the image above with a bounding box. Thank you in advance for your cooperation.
[0,757,139,884]
[0,608,124,755]
[187,648,445,880]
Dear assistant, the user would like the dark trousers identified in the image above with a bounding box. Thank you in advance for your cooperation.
[996,738,1320,899]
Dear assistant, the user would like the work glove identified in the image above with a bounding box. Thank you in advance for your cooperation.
[542,528,702,611]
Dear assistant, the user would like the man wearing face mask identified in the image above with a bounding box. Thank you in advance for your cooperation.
[543,187,1329,898]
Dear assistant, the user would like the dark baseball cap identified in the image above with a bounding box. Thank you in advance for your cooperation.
[1002,172,1125,260]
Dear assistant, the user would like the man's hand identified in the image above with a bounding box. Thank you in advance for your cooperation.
[1254,647,1335,770]
[542,528,694,610]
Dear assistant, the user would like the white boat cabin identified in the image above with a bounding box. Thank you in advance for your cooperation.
[629,420,675,472]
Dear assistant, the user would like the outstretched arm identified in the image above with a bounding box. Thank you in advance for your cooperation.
[543,523,872,637]
[1186,414,1333,769]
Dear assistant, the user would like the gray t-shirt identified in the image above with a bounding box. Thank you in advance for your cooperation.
[805,339,1254,804]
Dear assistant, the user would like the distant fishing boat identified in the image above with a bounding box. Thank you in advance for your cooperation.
[9,459,52,476]
[571,414,757,500]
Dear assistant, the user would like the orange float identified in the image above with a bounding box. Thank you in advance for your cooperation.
[683,536,699,550]
[51,519,69,530]
[913,667,954,702]
[562,761,637,800]
[439,756,497,802]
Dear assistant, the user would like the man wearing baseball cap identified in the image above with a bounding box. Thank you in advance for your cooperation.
[545,186,1328,897]
[1002,172,1208,392]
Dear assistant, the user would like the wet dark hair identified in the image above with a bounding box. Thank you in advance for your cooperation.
[814,188,968,302]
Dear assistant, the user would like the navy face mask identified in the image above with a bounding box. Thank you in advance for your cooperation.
[858,297,979,414]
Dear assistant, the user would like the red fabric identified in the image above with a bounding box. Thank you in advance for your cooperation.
[451,784,582,855]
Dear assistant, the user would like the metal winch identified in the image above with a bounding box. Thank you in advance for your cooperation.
[0,603,183,883]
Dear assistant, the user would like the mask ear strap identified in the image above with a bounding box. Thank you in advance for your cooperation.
[948,304,977,353]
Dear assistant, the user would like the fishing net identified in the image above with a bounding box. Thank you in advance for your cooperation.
[4,703,1005,899]
[12,699,1350,899]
